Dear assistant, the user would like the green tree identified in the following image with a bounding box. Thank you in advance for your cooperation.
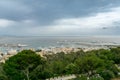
[65,63,77,74]
[3,50,45,80]
[98,70,115,80]
[0,63,8,80]
[75,55,105,76]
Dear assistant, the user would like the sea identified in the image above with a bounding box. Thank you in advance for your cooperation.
[0,36,120,53]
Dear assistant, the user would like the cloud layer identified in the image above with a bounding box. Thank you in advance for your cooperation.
[0,0,120,36]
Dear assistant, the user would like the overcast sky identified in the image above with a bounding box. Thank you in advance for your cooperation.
[0,0,120,36]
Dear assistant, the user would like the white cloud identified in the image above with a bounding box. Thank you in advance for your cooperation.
[24,7,120,35]
[49,6,120,33]
[0,19,37,28]
[0,19,15,28]
[1,6,120,36]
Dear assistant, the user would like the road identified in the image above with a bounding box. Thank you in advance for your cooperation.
[46,75,76,80]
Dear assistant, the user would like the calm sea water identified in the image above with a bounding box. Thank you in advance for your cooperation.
[0,36,120,51]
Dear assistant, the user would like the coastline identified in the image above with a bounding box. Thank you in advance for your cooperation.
[0,44,119,63]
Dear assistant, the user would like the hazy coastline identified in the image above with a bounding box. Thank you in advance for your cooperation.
[0,36,120,63]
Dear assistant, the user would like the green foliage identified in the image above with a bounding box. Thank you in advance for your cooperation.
[1,47,120,80]
[0,63,8,80]
[65,63,77,74]
[75,55,105,75]
[3,50,44,80]
[98,70,115,80]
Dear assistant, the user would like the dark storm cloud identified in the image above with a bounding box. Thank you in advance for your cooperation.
[0,0,120,24]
